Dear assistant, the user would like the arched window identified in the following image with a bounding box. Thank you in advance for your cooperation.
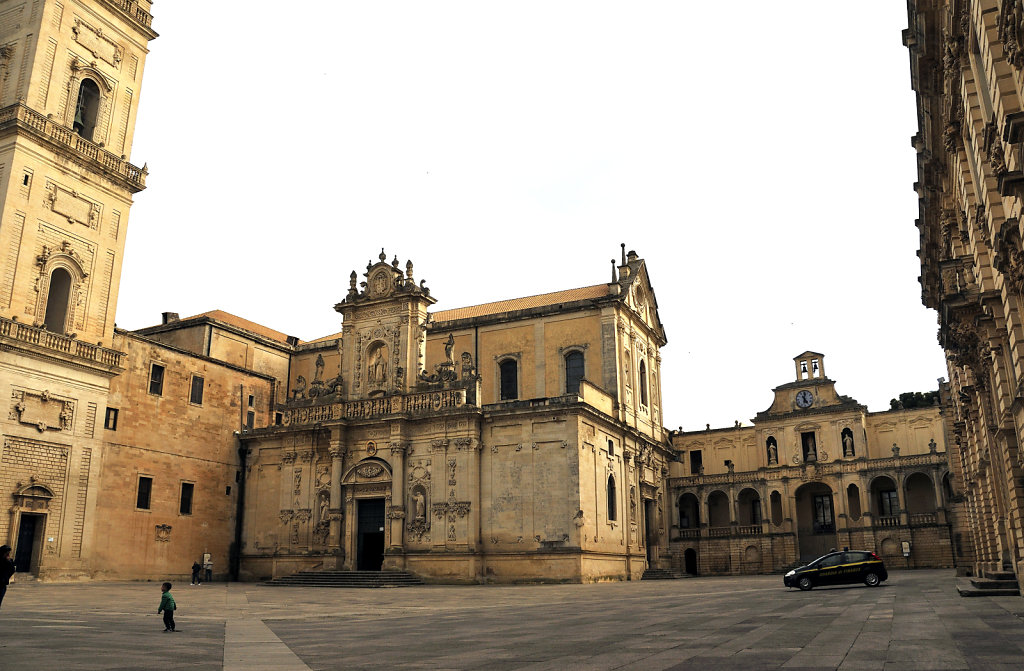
[607,475,617,521]
[565,351,584,395]
[499,359,518,401]
[638,359,648,407]
[74,78,101,141]
[43,267,72,333]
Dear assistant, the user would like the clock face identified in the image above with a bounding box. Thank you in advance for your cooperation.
[795,390,814,408]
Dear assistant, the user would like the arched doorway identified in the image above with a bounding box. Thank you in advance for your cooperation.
[678,493,699,531]
[44,267,72,333]
[10,482,55,574]
[794,482,836,562]
[684,548,698,575]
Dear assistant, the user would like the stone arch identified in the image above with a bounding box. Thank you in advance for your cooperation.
[678,492,699,529]
[342,457,392,485]
[65,63,114,143]
[34,246,88,334]
[904,471,936,515]
[707,490,730,527]
[869,475,899,519]
[793,481,836,562]
[736,487,761,525]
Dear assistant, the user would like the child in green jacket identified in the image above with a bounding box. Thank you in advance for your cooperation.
[158,582,176,632]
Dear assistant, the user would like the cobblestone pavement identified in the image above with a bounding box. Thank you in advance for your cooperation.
[0,570,1021,670]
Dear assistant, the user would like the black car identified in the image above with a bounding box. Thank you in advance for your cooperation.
[784,550,888,590]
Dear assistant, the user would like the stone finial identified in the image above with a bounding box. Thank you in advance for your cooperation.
[392,255,399,268]
[892,443,900,457]
[406,260,414,280]
[929,438,937,453]
[379,248,387,262]
[349,271,357,291]
[610,259,617,283]
[620,243,626,266]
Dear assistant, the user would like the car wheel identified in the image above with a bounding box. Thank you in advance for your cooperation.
[864,572,880,587]
[797,576,813,591]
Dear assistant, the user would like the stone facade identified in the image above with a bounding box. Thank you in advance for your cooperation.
[668,353,973,576]
[907,0,1024,584]
[236,249,673,583]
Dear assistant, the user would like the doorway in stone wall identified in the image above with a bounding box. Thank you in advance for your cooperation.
[684,548,698,575]
[14,513,44,574]
[356,498,385,571]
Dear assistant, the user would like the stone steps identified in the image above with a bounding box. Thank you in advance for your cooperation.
[640,568,692,581]
[956,569,1020,597]
[264,570,425,588]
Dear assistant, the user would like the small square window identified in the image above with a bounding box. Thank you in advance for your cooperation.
[149,363,165,396]
[179,482,194,515]
[104,407,119,430]
[136,476,153,510]
[190,375,205,405]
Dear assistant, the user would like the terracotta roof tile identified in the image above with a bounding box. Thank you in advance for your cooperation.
[432,284,609,322]
[186,310,294,345]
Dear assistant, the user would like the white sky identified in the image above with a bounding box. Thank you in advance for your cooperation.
[121,1,945,431]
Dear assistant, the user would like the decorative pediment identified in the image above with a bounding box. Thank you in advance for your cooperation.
[343,458,392,484]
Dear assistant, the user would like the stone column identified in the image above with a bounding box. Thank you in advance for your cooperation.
[895,472,910,526]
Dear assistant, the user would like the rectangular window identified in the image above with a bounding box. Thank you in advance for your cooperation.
[607,439,615,457]
[247,394,255,408]
[104,407,119,430]
[246,411,255,429]
[689,450,703,475]
[136,476,153,510]
[179,482,194,515]
[812,494,834,531]
[190,375,204,405]
[879,490,899,517]
[149,363,165,395]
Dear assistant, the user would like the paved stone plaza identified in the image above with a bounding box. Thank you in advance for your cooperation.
[0,570,1021,670]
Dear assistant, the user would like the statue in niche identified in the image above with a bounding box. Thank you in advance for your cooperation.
[843,432,855,458]
[803,434,817,462]
[368,344,388,386]
[318,492,330,525]
[412,489,426,520]
[767,440,778,465]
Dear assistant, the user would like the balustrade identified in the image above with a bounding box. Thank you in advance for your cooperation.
[0,103,146,190]
[0,315,124,369]
[875,516,901,528]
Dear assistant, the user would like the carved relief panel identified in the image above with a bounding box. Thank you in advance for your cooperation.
[10,388,75,432]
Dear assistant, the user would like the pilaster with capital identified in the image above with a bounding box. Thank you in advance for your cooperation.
[387,438,408,551]
[328,432,347,556]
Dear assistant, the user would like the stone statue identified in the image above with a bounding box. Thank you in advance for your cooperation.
[368,346,388,385]
[768,442,778,464]
[313,353,325,383]
[804,434,817,462]
[412,490,426,520]
[444,333,455,364]
[843,433,855,457]
[318,494,329,524]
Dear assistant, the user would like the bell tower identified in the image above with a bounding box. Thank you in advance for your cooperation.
[0,0,156,343]
[0,1,157,580]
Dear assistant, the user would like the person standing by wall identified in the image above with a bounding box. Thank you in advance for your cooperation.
[0,545,14,609]
[203,556,213,583]
[190,561,202,585]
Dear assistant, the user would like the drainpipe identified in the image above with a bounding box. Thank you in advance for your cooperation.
[231,431,247,581]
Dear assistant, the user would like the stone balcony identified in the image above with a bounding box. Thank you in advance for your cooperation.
[0,315,125,374]
[100,0,158,38]
[0,103,147,193]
